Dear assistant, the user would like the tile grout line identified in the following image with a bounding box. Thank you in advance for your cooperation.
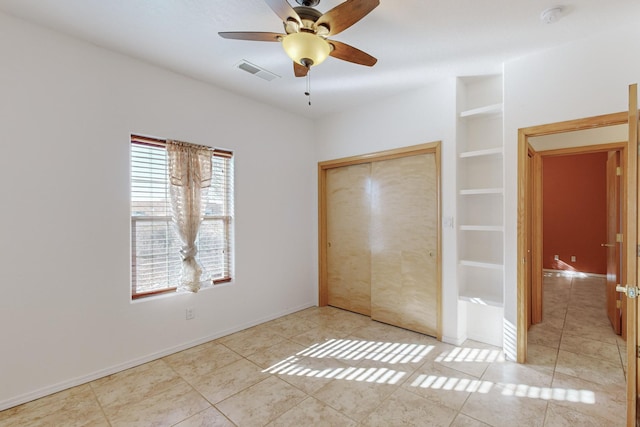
[543,275,571,427]
[163,342,243,426]
[87,382,113,427]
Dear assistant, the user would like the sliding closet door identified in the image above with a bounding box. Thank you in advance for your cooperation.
[370,153,439,336]
[326,163,372,316]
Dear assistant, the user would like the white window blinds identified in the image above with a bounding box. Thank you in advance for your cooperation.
[130,136,233,298]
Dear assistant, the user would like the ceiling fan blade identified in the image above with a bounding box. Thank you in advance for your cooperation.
[264,0,301,25]
[329,40,377,66]
[316,0,380,36]
[294,62,309,77]
[218,32,284,42]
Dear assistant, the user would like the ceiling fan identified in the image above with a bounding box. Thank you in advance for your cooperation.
[219,0,379,77]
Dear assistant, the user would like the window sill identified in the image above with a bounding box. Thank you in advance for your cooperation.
[131,278,234,301]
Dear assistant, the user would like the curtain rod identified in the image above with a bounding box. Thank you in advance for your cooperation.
[131,134,233,158]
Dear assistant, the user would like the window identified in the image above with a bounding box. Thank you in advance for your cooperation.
[130,135,233,299]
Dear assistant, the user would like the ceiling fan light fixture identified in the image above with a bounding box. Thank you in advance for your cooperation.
[282,32,331,67]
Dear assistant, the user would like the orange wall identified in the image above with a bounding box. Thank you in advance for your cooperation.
[542,152,608,274]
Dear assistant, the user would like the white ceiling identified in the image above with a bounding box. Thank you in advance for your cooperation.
[2,0,639,118]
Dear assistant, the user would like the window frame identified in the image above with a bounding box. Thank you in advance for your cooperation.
[130,134,234,300]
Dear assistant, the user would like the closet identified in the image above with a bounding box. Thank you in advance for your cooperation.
[318,142,441,338]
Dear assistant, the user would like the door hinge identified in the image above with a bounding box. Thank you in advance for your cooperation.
[616,233,623,243]
[637,346,640,359]
[616,299,622,309]
[638,244,640,258]
[616,166,622,176]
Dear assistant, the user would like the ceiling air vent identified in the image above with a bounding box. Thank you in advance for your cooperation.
[236,60,280,82]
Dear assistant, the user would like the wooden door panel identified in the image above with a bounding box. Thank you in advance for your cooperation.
[370,153,439,336]
[628,84,639,426]
[606,151,622,335]
[326,163,372,315]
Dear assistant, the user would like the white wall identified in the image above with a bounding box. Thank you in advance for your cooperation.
[503,25,640,338]
[0,12,317,409]
[315,80,460,344]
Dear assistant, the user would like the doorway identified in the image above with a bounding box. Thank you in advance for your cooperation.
[528,142,626,333]
[517,112,632,361]
[517,106,640,424]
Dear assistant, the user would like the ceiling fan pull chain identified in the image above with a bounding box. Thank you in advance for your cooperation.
[305,68,312,106]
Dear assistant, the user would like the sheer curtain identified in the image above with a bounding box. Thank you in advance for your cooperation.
[166,140,212,293]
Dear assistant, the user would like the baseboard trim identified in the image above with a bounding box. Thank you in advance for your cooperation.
[465,332,503,348]
[0,302,315,412]
[442,334,466,346]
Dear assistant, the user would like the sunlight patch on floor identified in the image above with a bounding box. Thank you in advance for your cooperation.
[263,356,407,385]
[410,374,596,403]
[543,269,589,279]
[435,347,505,363]
[297,338,434,364]
[262,337,596,404]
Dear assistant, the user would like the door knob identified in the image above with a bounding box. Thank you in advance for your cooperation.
[617,284,640,299]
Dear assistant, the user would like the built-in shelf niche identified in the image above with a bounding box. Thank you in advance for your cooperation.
[456,74,505,347]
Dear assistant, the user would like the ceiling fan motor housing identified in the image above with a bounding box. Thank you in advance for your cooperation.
[296,0,321,7]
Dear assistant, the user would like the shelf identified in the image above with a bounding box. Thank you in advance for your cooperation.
[459,103,503,118]
[459,293,503,308]
[459,147,503,158]
[459,260,503,270]
[459,188,503,195]
[459,225,504,232]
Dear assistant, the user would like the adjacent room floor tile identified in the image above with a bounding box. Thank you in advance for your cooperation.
[555,349,625,387]
[559,334,620,365]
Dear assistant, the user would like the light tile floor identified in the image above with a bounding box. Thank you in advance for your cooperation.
[0,272,627,426]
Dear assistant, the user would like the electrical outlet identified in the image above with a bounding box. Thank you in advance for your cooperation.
[186,308,195,320]
[571,256,576,262]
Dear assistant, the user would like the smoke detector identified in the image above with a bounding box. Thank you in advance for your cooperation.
[540,6,564,24]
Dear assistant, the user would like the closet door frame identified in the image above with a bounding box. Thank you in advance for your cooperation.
[318,141,442,338]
